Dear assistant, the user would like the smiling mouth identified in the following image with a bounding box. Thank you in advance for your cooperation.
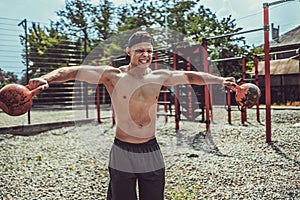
[139,59,149,64]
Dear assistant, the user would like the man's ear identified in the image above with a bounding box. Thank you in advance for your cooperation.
[126,47,130,56]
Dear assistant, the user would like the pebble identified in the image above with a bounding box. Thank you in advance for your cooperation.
[0,109,299,199]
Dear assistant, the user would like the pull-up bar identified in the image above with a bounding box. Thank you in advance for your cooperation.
[202,0,299,143]
[205,28,264,41]
[267,0,298,6]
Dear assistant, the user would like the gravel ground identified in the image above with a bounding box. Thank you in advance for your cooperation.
[0,107,299,199]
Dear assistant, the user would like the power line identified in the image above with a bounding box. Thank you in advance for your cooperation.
[0,44,22,48]
[235,1,299,24]
[0,16,51,27]
[0,60,22,63]
[0,27,21,32]
[0,17,21,22]
[236,11,262,22]
[0,22,19,26]
[0,55,21,58]
[0,40,20,43]
[0,49,22,53]
[0,33,21,37]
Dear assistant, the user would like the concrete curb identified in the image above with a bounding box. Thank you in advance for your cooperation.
[0,119,95,136]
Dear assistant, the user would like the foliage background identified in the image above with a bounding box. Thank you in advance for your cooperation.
[1,0,264,86]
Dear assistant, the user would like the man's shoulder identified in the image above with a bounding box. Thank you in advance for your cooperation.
[118,65,129,72]
[103,66,123,74]
[151,69,172,76]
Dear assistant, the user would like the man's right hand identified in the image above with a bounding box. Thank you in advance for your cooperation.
[26,78,49,95]
[222,77,236,87]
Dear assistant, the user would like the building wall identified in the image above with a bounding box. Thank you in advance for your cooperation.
[257,74,299,104]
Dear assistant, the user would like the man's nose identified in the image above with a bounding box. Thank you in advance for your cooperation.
[141,51,149,56]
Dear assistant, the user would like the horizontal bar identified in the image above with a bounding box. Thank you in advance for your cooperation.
[206,28,264,41]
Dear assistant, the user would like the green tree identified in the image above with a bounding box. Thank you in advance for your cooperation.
[0,68,18,88]
[116,0,160,32]
[113,0,250,77]
[23,0,258,78]
[56,0,116,59]
[21,23,82,78]
[205,15,248,78]
[91,0,116,41]
[56,0,93,39]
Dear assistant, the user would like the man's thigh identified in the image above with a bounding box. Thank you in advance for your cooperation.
[137,168,165,200]
[107,168,138,200]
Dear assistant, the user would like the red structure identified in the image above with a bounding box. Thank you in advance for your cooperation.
[201,40,212,133]
[263,3,272,143]
[94,1,298,142]
[254,56,261,123]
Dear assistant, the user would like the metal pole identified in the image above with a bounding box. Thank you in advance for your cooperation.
[254,56,260,123]
[173,48,180,131]
[83,29,89,119]
[206,28,264,41]
[263,3,272,143]
[241,57,247,125]
[262,0,298,142]
[202,39,211,133]
[268,0,296,6]
[163,86,168,122]
[226,88,232,124]
[209,62,214,122]
[18,19,31,124]
[96,84,101,123]
[186,56,194,120]
[298,49,300,103]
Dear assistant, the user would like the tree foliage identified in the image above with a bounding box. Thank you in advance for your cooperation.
[56,0,92,39]
[91,0,115,41]
[111,0,255,77]
[21,0,263,78]
[20,23,82,80]
[0,68,18,88]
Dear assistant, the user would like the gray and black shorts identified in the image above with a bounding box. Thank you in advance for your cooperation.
[107,137,165,200]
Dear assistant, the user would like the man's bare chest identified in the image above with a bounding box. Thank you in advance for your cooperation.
[107,73,163,104]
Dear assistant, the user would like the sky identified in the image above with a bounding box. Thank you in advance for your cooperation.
[0,0,299,77]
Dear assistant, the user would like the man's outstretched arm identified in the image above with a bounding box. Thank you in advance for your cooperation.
[160,70,235,87]
[27,65,114,91]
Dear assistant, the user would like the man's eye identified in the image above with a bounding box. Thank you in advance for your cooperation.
[134,49,153,54]
[136,50,144,53]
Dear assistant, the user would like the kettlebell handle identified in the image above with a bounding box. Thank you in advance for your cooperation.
[226,82,241,92]
[25,84,47,97]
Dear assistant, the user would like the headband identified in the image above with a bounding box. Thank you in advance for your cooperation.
[127,32,154,47]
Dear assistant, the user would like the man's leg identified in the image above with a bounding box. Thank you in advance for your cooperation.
[107,167,138,200]
[137,168,165,200]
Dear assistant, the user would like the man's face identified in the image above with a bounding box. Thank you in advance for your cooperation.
[127,42,153,68]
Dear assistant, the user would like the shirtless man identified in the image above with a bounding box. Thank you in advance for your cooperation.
[28,31,235,200]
